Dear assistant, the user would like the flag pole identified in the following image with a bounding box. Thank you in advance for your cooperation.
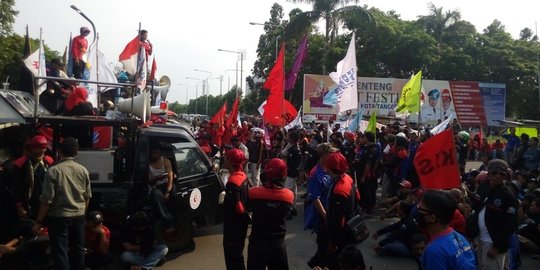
[34,28,43,121]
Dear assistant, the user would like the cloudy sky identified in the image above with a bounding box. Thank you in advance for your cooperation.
[13,0,539,104]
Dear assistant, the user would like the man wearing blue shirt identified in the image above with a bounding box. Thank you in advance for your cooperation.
[502,127,520,163]
[415,190,476,270]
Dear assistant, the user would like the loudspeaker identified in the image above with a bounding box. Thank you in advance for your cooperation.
[152,75,170,101]
[118,91,151,120]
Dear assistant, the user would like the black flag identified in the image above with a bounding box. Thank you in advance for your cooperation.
[19,25,34,94]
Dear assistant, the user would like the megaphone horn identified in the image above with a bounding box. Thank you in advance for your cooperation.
[153,75,171,101]
[118,91,151,120]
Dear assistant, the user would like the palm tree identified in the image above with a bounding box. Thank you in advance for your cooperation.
[286,0,372,74]
[416,2,461,47]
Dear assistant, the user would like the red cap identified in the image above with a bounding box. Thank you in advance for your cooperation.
[225,149,247,165]
[264,158,287,180]
[28,135,48,149]
[442,89,451,101]
[399,180,412,189]
[326,152,349,175]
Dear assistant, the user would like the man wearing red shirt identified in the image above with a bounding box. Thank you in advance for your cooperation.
[71,27,91,79]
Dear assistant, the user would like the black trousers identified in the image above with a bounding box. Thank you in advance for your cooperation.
[72,60,86,79]
[247,236,288,270]
[223,220,248,270]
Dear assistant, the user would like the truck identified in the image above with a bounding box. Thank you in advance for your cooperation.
[0,88,225,251]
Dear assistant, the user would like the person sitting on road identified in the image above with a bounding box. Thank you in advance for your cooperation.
[373,200,420,258]
[84,210,112,270]
[120,211,168,270]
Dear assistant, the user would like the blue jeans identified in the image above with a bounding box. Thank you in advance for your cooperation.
[381,240,411,257]
[121,244,168,269]
[47,215,86,270]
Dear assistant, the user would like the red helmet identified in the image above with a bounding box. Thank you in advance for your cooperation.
[264,158,287,182]
[27,135,48,149]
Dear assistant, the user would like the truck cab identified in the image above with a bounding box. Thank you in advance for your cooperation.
[0,89,224,251]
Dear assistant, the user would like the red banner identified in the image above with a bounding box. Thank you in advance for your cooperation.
[414,129,460,190]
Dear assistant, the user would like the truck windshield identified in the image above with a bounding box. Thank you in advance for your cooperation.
[174,148,209,178]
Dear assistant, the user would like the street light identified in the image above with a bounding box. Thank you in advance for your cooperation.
[208,76,223,96]
[186,77,202,114]
[249,22,284,60]
[177,84,190,113]
[194,69,212,116]
[218,49,246,97]
[225,69,237,92]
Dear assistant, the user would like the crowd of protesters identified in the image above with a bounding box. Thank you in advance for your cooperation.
[193,114,540,270]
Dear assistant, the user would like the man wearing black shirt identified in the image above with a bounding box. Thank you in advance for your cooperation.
[283,131,301,219]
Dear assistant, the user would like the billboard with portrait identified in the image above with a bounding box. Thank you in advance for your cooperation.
[303,74,505,127]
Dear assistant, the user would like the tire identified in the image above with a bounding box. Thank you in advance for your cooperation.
[155,219,193,252]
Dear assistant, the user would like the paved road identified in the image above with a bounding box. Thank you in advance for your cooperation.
[152,160,538,270]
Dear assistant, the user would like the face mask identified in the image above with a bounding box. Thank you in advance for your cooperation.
[414,210,435,228]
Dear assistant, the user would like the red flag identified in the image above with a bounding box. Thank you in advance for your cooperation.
[119,36,139,75]
[413,129,461,190]
[226,97,240,128]
[210,102,227,126]
[262,45,298,126]
[149,58,157,81]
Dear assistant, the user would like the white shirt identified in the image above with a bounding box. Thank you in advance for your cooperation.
[478,207,493,243]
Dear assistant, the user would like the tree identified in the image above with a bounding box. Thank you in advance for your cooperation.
[416,2,461,47]
[286,0,372,74]
[0,0,18,37]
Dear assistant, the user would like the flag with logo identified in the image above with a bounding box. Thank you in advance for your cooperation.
[414,129,460,189]
[285,106,303,131]
[87,47,118,107]
[23,40,47,95]
[396,70,422,113]
[329,33,357,113]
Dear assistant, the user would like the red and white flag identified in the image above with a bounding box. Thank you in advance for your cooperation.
[119,36,139,75]
[23,40,47,95]
[414,129,461,190]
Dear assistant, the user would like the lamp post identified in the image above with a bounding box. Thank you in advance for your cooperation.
[249,22,284,61]
[177,84,190,113]
[208,76,223,96]
[218,49,246,97]
[225,69,237,93]
[194,69,212,116]
[186,77,202,114]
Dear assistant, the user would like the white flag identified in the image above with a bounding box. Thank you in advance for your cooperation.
[23,41,47,95]
[329,33,358,113]
[285,106,303,131]
[257,100,267,116]
[430,114,453,135]
[87,47,118,108]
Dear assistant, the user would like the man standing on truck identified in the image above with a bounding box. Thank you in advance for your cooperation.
[222,149,250,270]
[35,137,92,270]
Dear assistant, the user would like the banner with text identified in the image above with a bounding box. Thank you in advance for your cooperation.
[303,74,505,126]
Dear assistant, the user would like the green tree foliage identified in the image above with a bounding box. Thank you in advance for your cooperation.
[0,0,18,37]
[251,2,540,121]
[0,34,58,88]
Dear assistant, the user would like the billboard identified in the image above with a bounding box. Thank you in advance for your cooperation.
[303,74,505,127]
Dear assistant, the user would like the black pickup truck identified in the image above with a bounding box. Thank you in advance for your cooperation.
[0,90,224,251]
